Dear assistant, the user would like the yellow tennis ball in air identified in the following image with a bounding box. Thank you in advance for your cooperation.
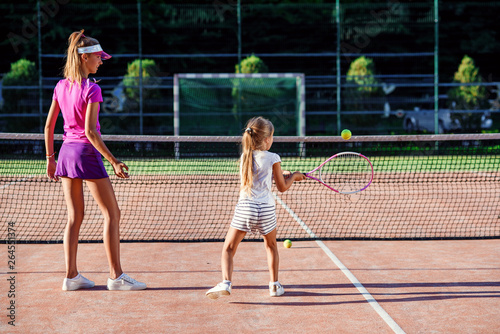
[341,129,352,140]
[283,239,292,248]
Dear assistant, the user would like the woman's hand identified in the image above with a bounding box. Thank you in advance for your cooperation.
[111,160,129,179]
[46,158,59,181]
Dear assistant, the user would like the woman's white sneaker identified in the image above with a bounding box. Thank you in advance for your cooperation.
[107,273,147,290]
[269,282,285,297]
[62,273,95,291]
[206,282,232,299]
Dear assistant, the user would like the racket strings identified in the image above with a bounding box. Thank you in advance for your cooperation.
[319,153,372,193]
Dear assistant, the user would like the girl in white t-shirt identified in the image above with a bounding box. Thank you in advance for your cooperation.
[206,116,305,299]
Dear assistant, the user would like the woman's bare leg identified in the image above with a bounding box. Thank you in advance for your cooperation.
[86,178,123,279]
[61,177,85,279]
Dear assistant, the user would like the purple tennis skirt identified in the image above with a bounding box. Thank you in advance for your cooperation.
[55,141,108,179]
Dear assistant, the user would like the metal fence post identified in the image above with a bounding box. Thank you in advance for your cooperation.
[138,0,143,135]
[37,0,43,132]
[434,0,439,135]
[237,0,241,67]
[336,0,341,135]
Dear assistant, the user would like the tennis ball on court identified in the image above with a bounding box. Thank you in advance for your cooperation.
[283,239,292,248]
[341,129,352,140]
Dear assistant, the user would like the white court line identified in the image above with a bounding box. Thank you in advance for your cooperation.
[274,193,406,334]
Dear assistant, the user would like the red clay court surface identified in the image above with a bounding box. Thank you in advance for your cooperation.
[1,239,499,333]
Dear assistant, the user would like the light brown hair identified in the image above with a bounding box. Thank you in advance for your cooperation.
[240,116,274,195]
[63,29,100,87]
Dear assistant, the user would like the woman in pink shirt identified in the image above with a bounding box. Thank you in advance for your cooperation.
[44,30,146,291]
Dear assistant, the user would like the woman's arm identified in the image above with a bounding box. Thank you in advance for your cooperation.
[44,100,60,181]
[273,162,305,193]
[85,102,129,178]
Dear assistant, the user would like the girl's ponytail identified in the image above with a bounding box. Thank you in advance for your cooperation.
[240,129,254,195]
[63,29,99,87]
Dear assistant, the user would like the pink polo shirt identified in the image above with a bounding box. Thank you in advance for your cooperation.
[52,78,103,143]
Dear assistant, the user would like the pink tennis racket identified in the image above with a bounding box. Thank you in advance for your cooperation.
[304,152,373,194]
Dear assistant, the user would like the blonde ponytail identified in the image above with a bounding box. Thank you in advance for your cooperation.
[240,117,275,195]
[63,29,100,87]
[240,131,254,195]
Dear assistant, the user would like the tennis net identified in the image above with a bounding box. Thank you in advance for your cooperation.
[1,133,499,243]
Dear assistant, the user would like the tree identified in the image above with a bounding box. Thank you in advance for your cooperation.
[448,55,487,110]
[447,55,488,130]
[343,56,383,132]
[346,56,380,96]
[121,59,161,101]
[235,54,269,74]
[1,58,38,132]
[2,58,38,113]
[232,54,268,127]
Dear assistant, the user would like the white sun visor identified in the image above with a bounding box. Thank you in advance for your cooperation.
[77,44,112,60]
